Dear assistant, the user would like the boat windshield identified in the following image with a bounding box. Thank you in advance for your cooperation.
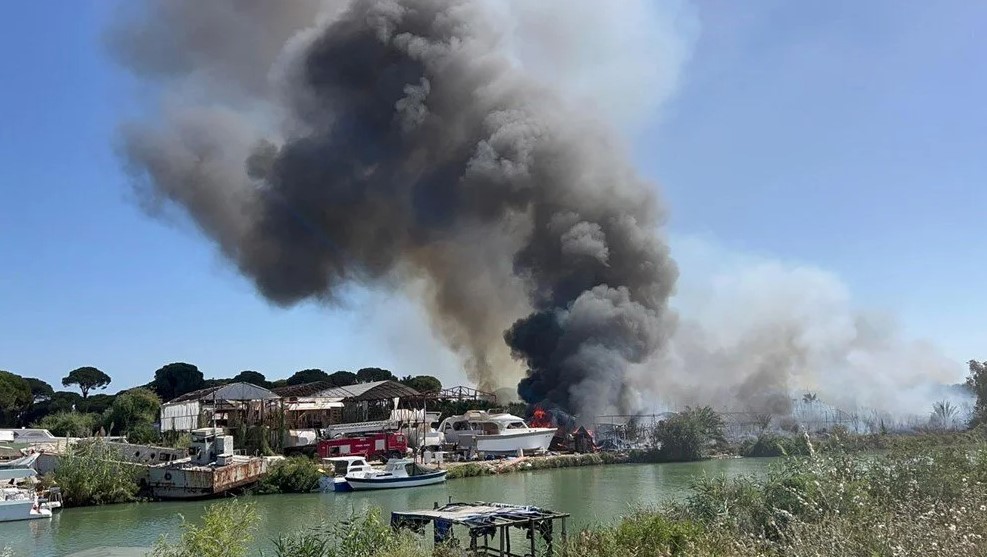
[470,421,501,435]
[505,421,528,429]
[404,463,434,476]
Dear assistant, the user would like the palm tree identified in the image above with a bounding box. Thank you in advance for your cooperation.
[802,392,818,404]
[931,400,958,430]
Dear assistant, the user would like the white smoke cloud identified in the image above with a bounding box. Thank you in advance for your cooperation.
[630,235,967,418]
[489,0,700,129]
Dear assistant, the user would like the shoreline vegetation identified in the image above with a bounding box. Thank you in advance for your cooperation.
[33,400,987,507]
[146,438,987,557]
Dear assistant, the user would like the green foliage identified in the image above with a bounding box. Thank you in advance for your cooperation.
[232,370,268,387]
[445,462,493,479]
[25,377,54,401]
[399,375,442,393]
[446,453,625,478]
[286,369,330,386]
[151,500,259,557]
[104,388,161,439]
[355,367,396,383]
[153,362,205,401]
[272,509,424,557]
[650,406,725,462]
[33,411,102,437]
[967,359,987,426]
[52,440,141,506]
[62,366,112,398]
[256,456,323,494]
[327,370,357,386]
[564,512,709,557]
[81,393,116,415]
[0,370,32,425]
[18,390,83,427]
[739,433,813,457]
[161,431,193,449]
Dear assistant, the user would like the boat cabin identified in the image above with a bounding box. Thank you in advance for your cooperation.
[438,412,532,442]
[323,456,373,477]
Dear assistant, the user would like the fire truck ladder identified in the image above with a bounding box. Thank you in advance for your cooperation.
[322,419,397,438]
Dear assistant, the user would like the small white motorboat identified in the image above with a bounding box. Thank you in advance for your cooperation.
[0,468,54,522]
[345,458,447,490]
[319,456,376,492]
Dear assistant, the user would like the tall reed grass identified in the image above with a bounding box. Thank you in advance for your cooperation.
[52,439,141,506]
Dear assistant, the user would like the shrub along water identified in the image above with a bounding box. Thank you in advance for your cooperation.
[151,499,260,557]
[154,442,987,556]
[255,456,323,494]
[52,440,141,507]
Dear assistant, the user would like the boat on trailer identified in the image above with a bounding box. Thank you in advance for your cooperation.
[438,411,557,454]
[344,458,447,490]
[0,468,54,522]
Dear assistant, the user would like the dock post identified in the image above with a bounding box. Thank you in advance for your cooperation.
[499,525,506,557]
[530,518,536,557]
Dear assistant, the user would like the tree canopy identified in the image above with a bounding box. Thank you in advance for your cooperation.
[62,366,112,399]
[967,360,987,426]
[356,367,396,383]
[153,362,205,401]
[327,370,357,387]
[25,377,55,402]
[286,369,330,386]
[0,370,32,426]
[232,370,268,387]
[400,375,442,393]
[105,388,161,436]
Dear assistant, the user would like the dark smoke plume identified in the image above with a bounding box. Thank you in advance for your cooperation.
[111,0,678,418]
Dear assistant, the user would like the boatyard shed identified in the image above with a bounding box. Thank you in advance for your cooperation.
[159,382,279,432]
[273,380,420,424]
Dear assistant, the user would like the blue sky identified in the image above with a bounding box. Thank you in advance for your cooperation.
[1,1,984,392]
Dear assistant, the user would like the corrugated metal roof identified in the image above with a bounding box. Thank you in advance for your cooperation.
[272,380,419,401]
[166,382,279,404]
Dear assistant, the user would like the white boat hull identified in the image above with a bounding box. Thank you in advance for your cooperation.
[0,500,52,522]
[474,428,557,453]
[345,471,447,490]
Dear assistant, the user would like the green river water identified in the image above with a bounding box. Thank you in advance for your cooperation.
[1,458,775,557]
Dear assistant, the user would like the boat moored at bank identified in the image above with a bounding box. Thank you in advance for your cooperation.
[344,458,447,490]
[0,468,54,522]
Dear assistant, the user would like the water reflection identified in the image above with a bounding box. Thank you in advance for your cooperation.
[0,458,774,557]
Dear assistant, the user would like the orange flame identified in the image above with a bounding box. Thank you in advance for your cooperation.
[530,408,553,428]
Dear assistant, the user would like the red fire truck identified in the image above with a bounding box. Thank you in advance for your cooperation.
[316,432,408,462]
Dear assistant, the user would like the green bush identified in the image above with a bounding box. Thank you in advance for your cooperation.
[103,388,161,440]
[739,433,813,457]
[33,411,102,437]
[272,509,426,557]
[564,512,711,557]
[255,456,322,494]
[643,406,725,462]
[52,440,141,506]
[151,499,259,557]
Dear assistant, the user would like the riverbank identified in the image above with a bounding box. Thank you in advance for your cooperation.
[149,442,987,557]
[442,451,628,478]
[1,456,774,557]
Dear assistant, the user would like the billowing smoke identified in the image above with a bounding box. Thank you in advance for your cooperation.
[625,237,966,419]
[110,0,679,418]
